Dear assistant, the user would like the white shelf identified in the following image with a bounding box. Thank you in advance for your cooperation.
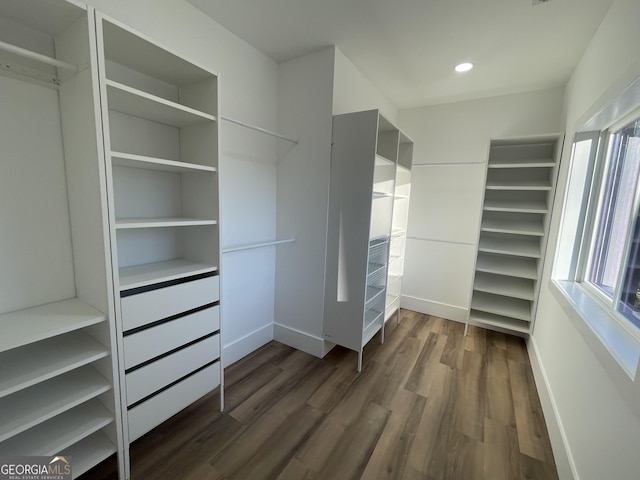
[386,293,399,305]
[111,151,216,173]
[0,400,113,456]
[481,217,544,236]
[0,299,106,354]
[364,308,383,329]
[375,155,394,166]
[475,253,538,279]
[63,430,117,479]
[488,159,555,168]
[0,366,111,443]
[485,178,552,190]
[471,291,531,322]
[119,259,218,290]
[372,191,394,198]
[473,272,534,300]
[483,198,548,213]
[366,285,385,305]
[106,79,216,127]
[478,235,541,258]
[115,217,217,229]
[367,262,385,277]
[387,274,402,287]
[0,331,109,399]
[469,310,530,334]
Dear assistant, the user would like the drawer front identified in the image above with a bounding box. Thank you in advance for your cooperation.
[128,361,220,441]
[121,275,219,332]
[126,335,219,406]
[123,305,219,370]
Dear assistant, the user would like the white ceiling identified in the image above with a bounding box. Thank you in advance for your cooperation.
[188,0,614,109]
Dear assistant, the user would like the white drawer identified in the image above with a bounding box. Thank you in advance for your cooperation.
[126,335,219,406]
[121,275,219,331]
[128,361,220,441]
[123,305,219,370]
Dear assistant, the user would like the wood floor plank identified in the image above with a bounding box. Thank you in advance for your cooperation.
[404,331,448,397]
[508,358,556,464]
[407,363,456,475]
[373,336,424,408]
[220,405,325,480]
[313,401,390,480]
[483,417,520,480]
[439,320,466,369]
[275,458,314,480]
[361,389,426,480]
[453,349,486,441]
[229,355,325,424]
[485,344,516,427]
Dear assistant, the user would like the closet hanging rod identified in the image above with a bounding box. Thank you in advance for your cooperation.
[0,40,78,72]
[222,238,295,254]
[221,115,298,145]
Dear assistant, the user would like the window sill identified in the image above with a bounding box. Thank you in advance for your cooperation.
[550,279,640,380]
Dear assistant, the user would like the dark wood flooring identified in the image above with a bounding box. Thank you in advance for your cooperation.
[83,310,558,479]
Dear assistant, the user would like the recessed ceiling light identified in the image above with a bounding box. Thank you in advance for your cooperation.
[455,62,474,73]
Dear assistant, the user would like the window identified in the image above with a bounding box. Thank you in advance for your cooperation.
[554,116,640,339]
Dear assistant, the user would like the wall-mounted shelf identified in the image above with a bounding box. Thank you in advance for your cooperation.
[111,151,217,173]
[119,259,218,290]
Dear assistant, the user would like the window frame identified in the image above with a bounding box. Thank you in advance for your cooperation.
[552,116,640,379]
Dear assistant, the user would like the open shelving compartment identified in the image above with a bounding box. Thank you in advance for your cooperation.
[324,110,413,371]
[96,10,223,468]
[468,135,562,336]
[0,1,124,477]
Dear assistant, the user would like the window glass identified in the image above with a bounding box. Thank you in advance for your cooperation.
[587,121,640,300]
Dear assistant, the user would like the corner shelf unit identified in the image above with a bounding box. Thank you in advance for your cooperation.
[324,110,413,371]
[468,136,562,335]
[0,2,123,478]
[95,10,223,461]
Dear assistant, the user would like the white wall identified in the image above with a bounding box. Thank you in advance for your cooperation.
[86,0,280,365]
[532,0,640,478]
[333,47,398,121]
[274,48,335,356]
[398,88,564,321]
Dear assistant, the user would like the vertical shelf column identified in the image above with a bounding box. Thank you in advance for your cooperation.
[95,13,223,453]
[324,110,413,371]
[468,136,562,335]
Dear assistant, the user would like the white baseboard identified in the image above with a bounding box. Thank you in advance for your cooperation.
[527,336,578,480]
[273,322,333,358]
[400,295,468,322]
[223,323,274,367]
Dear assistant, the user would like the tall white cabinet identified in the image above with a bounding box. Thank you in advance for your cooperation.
[0,3,223,478]
[468,136,562,335]
[95,13,223,446]
[0,1,125,478]
[324,110,413,371]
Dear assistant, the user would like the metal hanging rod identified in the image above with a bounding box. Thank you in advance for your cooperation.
[221,115,298,145]
[222,238,295,254]
[0,40,78,72]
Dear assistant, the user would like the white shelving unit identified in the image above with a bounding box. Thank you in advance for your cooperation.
[0,2,124,477]
[95,13,223,463]
[468,136,562,335]
[324,110,412,371]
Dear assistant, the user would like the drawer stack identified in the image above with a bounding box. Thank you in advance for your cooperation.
[120,274,221,441]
